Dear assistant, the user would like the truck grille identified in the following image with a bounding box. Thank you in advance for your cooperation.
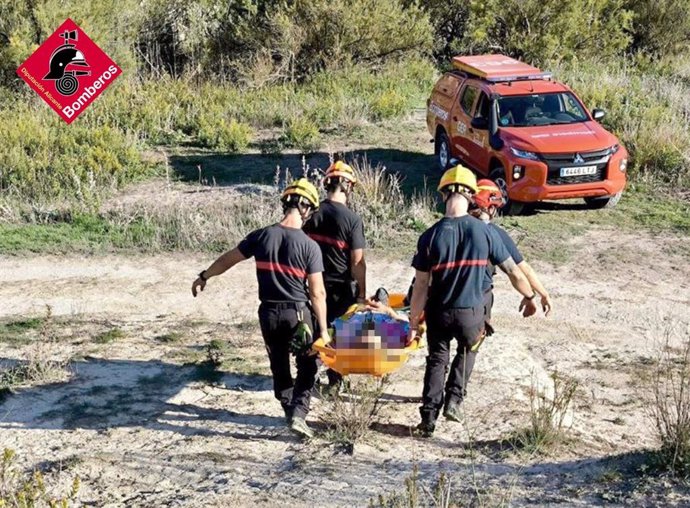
[540,148,611,186]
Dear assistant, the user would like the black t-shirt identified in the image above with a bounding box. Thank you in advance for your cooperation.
[412,216,510,310]
[483,223,524,291]
[238,224,324,303]
[303,199,366,283]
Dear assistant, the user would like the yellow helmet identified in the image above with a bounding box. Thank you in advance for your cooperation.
[282,178,320,209]
[324,160,357,185]
[438,165,478,194]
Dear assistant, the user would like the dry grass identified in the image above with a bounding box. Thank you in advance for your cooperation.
[323,377,387,450]
[0,307,71,400]
[649,321,690,475]
[511,370,579,454]
[0,448,80,507]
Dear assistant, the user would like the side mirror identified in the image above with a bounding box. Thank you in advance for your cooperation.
[592,108,606,121]
[471,117,489,130]
[489,133,504,151]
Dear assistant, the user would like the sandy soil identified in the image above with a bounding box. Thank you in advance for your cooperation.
[1,227,690,506]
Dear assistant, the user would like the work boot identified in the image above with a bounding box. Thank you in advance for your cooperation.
[290,416,315,439]
[443,401,462,422]
[415,419,436,438]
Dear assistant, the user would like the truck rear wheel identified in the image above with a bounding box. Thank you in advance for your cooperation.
[436,132,450,171]
[584,191,622,209]
[490,166,524,216]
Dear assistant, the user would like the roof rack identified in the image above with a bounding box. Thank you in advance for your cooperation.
[452,54,551,83]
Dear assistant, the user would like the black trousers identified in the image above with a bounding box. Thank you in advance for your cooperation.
[258,302,318,419]
[420,305,486,421]
[483,289,495,336]
[325,280,358,386]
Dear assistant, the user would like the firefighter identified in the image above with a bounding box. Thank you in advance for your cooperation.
[191,179,329,439]
[303,160,367,392]
[406,165,538,437]
[470,179,553,333]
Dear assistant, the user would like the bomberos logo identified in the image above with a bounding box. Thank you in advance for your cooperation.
[17,18,121,124]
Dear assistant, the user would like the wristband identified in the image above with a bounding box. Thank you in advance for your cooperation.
[527,293,537,300]
[198,270,208,282]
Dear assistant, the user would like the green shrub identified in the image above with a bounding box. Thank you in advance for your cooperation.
[0,100,151,204]
[465,0,633,65]
[371,89,408,120]
[627,0,690,56]
[198,114,252,152]
[283,117,321,153]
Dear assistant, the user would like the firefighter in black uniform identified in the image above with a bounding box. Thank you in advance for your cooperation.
[303,160,366,391]
[407,166,538,437]
[192,179,329,438]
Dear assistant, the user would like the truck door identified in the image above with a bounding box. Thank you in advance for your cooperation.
[469,91,492,174]
[450,83,480,170]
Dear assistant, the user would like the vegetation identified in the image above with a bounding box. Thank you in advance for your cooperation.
[0,0,688,251]
[511,371,579,453]
[0,448,80,508]
[649,322,690,475]
[0,307,71,402]
[323,377,387,450]
[93,328,125,344]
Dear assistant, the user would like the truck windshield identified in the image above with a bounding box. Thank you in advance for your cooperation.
[497,92,589,127]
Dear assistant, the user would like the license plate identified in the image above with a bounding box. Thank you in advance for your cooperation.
[560,165,597,177]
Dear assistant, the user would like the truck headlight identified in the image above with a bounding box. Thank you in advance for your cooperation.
[513,165,524,180]
[619,158,627,172]
[509,147,539,160]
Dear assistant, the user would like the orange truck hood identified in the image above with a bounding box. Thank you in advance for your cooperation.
[501,121,617,154]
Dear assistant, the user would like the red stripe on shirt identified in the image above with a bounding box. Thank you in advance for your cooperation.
[307,233,349,250]
[256,261,307,278]
[431,259,488,271]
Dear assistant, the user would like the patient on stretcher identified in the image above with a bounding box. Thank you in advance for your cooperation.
[330,287,411,350]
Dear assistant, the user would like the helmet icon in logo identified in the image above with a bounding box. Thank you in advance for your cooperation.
[43,29,91,96]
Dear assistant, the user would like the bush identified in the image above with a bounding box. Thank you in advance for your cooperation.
[1,448,80,507]
[627,0,690,56]
[464,0,633,65]
[650,322,690,475]
[282,117,321,153]
[0,99,150,204]
[512,370,579,453]
[198,116,252,152]
[324,377,387,450]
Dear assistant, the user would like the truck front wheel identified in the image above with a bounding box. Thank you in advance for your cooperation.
[490,165,525,216]
[584,191,623,209]
[436,132,450,171]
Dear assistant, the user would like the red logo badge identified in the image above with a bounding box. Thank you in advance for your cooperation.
[16,19,121,124]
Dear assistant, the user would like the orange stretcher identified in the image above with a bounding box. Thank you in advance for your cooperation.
[311,293,425,377]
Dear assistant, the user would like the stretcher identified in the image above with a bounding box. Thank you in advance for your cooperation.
[311,293,425,377]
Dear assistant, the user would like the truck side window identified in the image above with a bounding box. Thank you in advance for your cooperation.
[475,92,490,119]
[460,86,478,116]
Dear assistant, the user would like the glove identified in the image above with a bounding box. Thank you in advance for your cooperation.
[289,322,313,356]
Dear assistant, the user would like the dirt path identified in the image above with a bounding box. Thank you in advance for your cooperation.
[1,228,689,506]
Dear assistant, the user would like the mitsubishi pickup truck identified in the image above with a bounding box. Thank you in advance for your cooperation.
[427,54,628,214]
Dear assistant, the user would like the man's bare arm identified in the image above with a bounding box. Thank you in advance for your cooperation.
[308,272,330,342]
[518,260,552,316]
[350,248,366,301]
[192,247,246,297]
[408,270,430,333]
[497,257,537,317]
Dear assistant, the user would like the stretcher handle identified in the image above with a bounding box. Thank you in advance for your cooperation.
[312,337,336,358]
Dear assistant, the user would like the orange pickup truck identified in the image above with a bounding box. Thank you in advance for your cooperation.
[427,55,628,213]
